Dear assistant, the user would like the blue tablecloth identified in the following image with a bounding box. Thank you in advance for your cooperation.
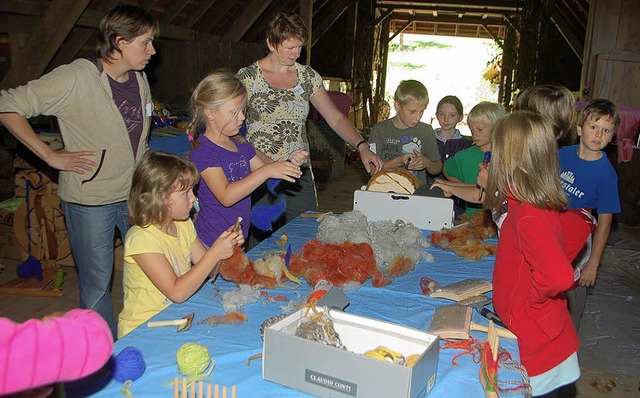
[83,216,523,397]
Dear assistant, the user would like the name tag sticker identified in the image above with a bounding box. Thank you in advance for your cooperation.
[145,102,153,117]
[292,85,305,95]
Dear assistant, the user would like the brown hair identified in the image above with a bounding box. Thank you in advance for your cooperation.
[436,95,463,116]
[96,4,159,61]
[265,11,309,47]
[484,111,568,211]
[394,80,429,105]
[513,85,575,141]
[576,98,620,132]
[129,151,199,227]
[187,70,247,147]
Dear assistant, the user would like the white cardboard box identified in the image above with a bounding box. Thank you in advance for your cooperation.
[263,308,439,397]
[353,190,454,231]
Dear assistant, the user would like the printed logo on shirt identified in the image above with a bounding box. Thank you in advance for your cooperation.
[560,170,585,199]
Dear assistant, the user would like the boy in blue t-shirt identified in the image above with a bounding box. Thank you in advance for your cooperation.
[558,98,621,328]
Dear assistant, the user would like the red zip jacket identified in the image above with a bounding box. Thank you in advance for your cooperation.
[493,197,579,377]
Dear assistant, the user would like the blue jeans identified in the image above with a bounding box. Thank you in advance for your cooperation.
[61,200,129,338]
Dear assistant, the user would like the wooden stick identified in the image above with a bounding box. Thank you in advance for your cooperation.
[181,378,187,398]
[173,377,179,398]
[198,381,203,398]
[190,379,195,398]
[214,384,219,398]
[207,383,212,398]
[222,385,227,398]
[231,385,237,398]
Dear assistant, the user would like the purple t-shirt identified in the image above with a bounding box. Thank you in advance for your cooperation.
[109,71,143,157]
[189,135,256,247]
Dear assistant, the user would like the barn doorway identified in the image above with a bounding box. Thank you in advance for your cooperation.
[385,33,501,135]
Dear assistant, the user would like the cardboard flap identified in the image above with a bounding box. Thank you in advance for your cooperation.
[353,190,454,230]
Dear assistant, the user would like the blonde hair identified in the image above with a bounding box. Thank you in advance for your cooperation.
[513,85,575,141]
[187,70,247,146]
[467,101,506,128]
[394,80,429,105]
[484,111,568,211]
[129,151,199,227]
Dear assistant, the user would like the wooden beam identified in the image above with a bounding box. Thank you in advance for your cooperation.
[300,0,312,62]
[0,1,46,15]
[392,12,505,26]
[481,24,504,48]
[46,27,95,71]
[185,0,216,28]
[76,9,195,42]
[199,1,235,33]
[159,0,189,24]
[376,0,524,12]
[222,0,273,42]
[0,15,36,33]
[550,12,583,62]
[47,0,121,72]
[389,18,414,42]
[311,1,350,47]
[372,8,395,26]
[1,0,91,89]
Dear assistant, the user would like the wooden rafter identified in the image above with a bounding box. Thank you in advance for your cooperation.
[160,1,189,24]
[222,0,273,42]
[1,0,91,89]
[185,0,217,28]
[47,0,122,72]
[389,18,415,41]
[311,1,350,47]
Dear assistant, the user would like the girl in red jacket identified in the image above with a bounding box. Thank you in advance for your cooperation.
[484,111,580,397]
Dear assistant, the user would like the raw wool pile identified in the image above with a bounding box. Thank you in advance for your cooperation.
[316,210,434,269]
[221,284,262,313]
[430,210,498,261]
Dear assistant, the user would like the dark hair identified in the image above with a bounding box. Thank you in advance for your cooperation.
[265,11,309,47]
[437,95,463,116]
[576,98,620,131]
[129,151,198,227]
[96,5,159,61]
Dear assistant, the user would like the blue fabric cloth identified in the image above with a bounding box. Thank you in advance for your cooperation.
[84,216,523,398]
[61,200,129,338]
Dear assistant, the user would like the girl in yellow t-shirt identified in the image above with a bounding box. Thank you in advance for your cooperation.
[117,151,243,338]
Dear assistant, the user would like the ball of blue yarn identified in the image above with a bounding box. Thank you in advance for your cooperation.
[113,346,146,383]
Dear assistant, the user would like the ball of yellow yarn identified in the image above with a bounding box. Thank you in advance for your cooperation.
[176,342,212,377]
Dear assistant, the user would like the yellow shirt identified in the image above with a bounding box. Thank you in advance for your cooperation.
[117,220,197,338]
